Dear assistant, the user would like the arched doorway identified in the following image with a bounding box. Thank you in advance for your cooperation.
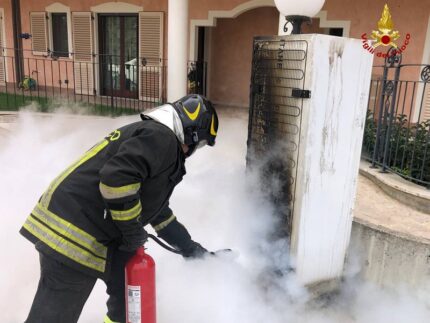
[190,3,351,108]
[203,6,279,107]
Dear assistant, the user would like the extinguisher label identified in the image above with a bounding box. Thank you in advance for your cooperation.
[127,285,141,323]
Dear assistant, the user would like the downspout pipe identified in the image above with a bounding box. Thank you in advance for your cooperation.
[11,0,23,82]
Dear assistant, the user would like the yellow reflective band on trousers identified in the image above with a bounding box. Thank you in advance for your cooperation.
[110,200,142,221]
[32,202,107,259]
[153,214,176,232]
[40,139,109,208]
[104,315,120,323]
[23,216,106,273]
[99,182,141,200]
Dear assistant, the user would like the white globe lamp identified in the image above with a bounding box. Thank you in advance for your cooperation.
[274,0,326,34]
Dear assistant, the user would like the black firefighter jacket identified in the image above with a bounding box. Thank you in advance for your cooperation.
[20,119,190,279]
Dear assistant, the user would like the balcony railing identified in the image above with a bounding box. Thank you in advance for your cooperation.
[362,48,430,188]
[0,48,207,114]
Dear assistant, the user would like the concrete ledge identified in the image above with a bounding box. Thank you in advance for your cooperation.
[0,111,116,121]
[0,112,19,124]
[352,173,430,288]
[359,160,430,215]
[353,215,430,246]
[350,221,430,289]
[354,174,430,246]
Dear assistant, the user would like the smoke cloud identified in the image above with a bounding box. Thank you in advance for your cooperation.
[0,108,428,322]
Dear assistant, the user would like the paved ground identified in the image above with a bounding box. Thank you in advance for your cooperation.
[1,109,429,247]
[354,174,430,245]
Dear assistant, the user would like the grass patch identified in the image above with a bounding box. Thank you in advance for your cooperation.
[0,92,49,111]
[0,92,141,117]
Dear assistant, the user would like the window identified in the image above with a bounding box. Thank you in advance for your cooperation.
[51,13,69,57]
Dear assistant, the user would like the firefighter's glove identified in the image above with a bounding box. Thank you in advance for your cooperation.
[210,249,233,256]
[181,241,209,259]
[209,249,238,260]
[119,227,148,252]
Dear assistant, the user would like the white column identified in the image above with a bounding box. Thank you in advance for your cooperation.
[167,0,188,102]
[287,34,373,285]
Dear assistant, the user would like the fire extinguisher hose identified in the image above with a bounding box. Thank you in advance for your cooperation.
[147,234,183,255]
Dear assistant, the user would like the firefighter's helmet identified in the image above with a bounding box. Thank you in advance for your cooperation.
[171,94,218,156]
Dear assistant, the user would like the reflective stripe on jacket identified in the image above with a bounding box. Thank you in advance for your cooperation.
[20,120,186,279]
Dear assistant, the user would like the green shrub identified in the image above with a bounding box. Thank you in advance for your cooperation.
[363,109,430,187]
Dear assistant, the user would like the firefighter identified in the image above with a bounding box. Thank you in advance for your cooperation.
[21,94,219,323]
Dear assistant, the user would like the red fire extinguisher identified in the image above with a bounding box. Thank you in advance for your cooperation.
[125,235,231,323]
[125,246,156,323]
[124,234,182,323]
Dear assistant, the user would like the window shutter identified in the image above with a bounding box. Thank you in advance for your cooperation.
[0,11,5,85]
[423,85,430,121]
[30,12,49,56]
[139,12,163,102]
[72,12,94,95]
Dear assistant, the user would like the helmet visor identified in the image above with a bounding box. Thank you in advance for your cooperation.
[196,139,208,149]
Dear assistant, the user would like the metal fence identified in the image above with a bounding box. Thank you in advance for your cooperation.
[0,48,207,114]
[362,48,430,188]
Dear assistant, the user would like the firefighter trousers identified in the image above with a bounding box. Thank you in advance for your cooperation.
[24,250,134,323]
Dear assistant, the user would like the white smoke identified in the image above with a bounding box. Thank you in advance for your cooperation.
[0,107,429,322]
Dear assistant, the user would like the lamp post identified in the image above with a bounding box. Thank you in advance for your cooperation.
[274,0,326,35]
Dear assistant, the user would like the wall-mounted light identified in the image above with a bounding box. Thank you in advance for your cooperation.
[274,0,326,34]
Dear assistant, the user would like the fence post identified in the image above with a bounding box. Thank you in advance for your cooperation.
[110,55,114,110]
[371,64,389,168]
[381,65,401,172]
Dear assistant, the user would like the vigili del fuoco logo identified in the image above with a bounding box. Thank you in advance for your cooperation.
[361,4,411,58]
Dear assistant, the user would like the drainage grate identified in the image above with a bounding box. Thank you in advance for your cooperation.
[247,37,308,235]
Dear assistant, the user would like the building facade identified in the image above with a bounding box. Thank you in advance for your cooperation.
[0,0,429,118]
